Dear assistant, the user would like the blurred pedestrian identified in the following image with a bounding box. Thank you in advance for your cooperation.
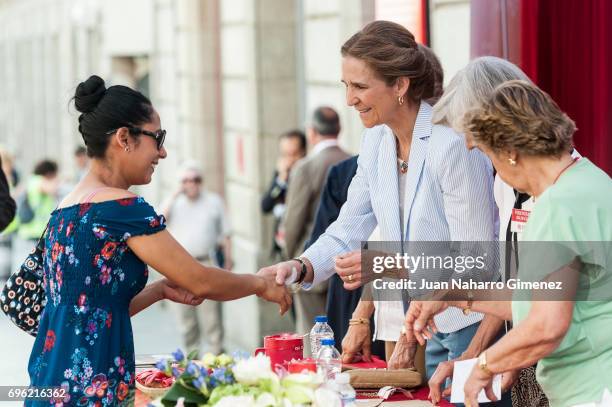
[280,106,350,334]
[261,130,306,260]
[73,145,89,182]
[12,159,61,268]
[0,154,15,232]
[0,148,17,280]
[161,162,232,355]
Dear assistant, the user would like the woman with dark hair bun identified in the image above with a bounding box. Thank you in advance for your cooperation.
[259,20,498,386]
[25,75,291,406]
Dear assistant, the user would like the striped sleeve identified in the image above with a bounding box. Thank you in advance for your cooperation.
[302,149,378,288]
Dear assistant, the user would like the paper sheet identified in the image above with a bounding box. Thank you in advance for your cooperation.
[450,358,501,404]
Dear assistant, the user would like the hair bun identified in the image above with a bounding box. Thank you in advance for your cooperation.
[74,75,107,113]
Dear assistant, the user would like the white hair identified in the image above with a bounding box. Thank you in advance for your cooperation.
[432,56,531,133]
[179,160,203,180]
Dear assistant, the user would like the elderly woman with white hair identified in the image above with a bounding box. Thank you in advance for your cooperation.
[425,57,549,406]
[405,79,612,407]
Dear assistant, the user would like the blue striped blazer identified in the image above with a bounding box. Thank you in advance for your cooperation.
[302,102,498,332]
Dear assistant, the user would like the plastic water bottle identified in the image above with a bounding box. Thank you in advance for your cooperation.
[335,373,356,406]
[316,338,342,380]
[310,315,334,357]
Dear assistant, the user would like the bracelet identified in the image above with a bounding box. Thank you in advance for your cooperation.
[349,317,370,326]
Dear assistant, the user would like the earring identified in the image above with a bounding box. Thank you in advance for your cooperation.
[508,158,516,166]
[398,95,404,106]
[125,146,130,152]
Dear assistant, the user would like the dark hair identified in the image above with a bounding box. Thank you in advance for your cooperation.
[341,20,436,102]
[73,75,154,158]
[33,160,58,177]
[311,106,341,137]
[418,44,444,105]
[280,129,307,152]
[74,145,87,156]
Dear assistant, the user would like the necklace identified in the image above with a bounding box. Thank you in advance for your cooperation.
[534,157,580,203]
[553,157,580,184]
[397,158,408,173]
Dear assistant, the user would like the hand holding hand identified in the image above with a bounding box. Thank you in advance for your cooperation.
[256,276,293,315]
[258,260,301,286]
[159,278,205,306]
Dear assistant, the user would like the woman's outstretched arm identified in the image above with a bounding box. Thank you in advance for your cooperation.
[127,230,292,313]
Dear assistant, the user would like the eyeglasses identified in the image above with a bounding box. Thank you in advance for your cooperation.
[105,126,167,150]
[182,176,202,184]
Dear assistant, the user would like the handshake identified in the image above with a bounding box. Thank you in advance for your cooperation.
[256,251,367,313]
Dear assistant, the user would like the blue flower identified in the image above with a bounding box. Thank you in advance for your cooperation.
[172,348,185,362]
[186,362,199,376]
[211,367,226,380]
[172,367,181,378]
[155,359,168,372]
[192,377,204,389]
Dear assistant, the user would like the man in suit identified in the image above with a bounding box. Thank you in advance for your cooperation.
[305,155,385,360]
[305,156,358,348]
[261,130,306,260]
[281,106,350,334]
[0,155,16,232]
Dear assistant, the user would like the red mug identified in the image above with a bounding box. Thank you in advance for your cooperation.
[254,333,304,369]
[288,357,317,374]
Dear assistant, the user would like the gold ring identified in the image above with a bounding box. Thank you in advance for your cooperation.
[348,274,353,282]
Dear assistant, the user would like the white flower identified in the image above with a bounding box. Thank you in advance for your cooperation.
[255,392,277,407]
[313,387,342,407]
[63,369,72,379]
[281,373,322,389]
[232,354,276,385]
[215,395,255,407]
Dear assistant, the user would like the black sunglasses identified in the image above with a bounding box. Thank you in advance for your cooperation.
[106,126,166,150]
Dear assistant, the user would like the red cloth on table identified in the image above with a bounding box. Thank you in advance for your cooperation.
[342,355,388,370]
[357,386,454,406]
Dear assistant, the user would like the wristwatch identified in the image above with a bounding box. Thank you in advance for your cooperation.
[478,352,493,376]
[292,257,308,284]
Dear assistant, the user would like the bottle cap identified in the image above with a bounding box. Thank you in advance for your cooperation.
[335,373,350,384]
[315,315,328,323]
[321,338,335,346]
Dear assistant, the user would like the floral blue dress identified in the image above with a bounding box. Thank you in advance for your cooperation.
[27,197,166,406]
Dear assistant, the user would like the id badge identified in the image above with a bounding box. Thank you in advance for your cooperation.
[510,208,530,233]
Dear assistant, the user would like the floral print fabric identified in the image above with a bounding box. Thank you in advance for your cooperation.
[27,197,166,406]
